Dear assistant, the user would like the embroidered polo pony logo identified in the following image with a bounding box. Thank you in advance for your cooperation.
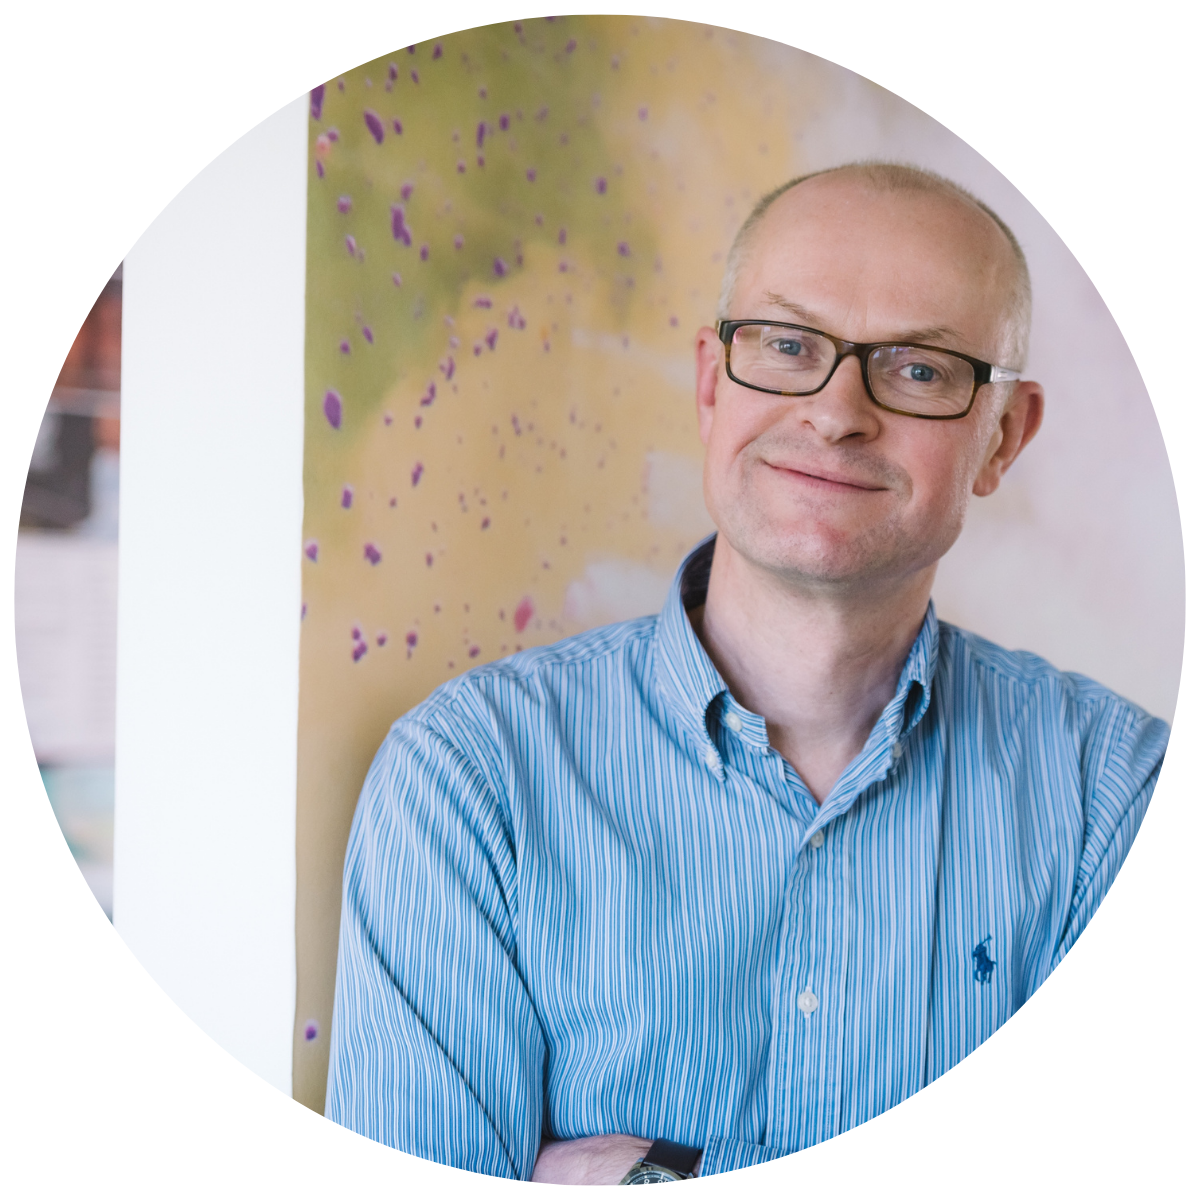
[972,936,996,984]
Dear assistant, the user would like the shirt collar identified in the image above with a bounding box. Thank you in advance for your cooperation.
[652,535,940,781]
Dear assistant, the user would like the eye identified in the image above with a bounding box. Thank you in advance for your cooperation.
[902,361,939,383]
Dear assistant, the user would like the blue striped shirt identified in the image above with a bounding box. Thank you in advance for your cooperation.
[326,536,1169,1178]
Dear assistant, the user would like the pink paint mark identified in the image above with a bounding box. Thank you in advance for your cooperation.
[376,631,388,647]
[617,241,630,257]
[326,127,340,142]
[536,105,548,120]
[337,195,352,213]
[425,552,434,567]
[638,105,648,120]
[341,485,354,508]
[514,596,534,632]
[414,415,423,429]
[432,43,443,59]
[389,496,397,507]
[419,382,436,406]
[454,234,464,250]
[499,113,510,130]
[526,167,537,183]
[323,390,343,429]
[595,177,608,194]
[477,155,485,168]
[493,257,509,277]
[507,306,526,330]
[353,642,368,662]
[439,356,456,381]
[473,342,483,356]
[339,339,351,354]
[301,602,307,619]
[351,625,362,641]
[392,272,403,287]
[400,182,414,202]
[384,411,393,425]
[511,413,522,435]
[364,542,382,565]
[469,645,481,658]
[474,296,493,308]
[362,326,373,344]
[558,260,569,273]
[457,160,466,174]
[565,37,577,52]
[304,540,318,562]
[420,243,429,261]
[485,328,498,350]
[405,631,418,658]
[388,63,399,82]
[411,461,424,486]
[558,227,567,244]
[481,516,491,530]
[410,69,419,84]
[304,1019,320,1041]
[345,234,357,256]
[315,160,325,179]
[669,315,679,327]
[476,121,487,147]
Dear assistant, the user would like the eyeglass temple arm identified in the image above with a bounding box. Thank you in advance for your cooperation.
[989,366,1021,383]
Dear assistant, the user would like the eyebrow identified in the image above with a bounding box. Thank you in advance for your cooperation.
[761,292,965,347]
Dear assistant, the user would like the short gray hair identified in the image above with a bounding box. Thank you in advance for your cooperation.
[716,162,1032,370]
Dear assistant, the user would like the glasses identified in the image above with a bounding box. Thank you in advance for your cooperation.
[716,319,1021,420]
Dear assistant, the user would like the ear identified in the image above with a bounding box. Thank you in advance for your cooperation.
[973,380,1045,497]
[695,325,723,445]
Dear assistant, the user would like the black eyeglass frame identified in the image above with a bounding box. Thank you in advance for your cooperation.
[715,318,1021,420]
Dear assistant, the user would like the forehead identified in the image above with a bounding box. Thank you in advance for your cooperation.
[738,176,1015,346]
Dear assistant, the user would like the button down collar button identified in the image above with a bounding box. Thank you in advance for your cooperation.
[891,742,903,761]
[705,748,722,771]
[798,989,819,1015]
[808,829,825,849]
[725,712,743,733]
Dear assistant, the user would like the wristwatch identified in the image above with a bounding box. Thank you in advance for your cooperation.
[618,1138,701,1185]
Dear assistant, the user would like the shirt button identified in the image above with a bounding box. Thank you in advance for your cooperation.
[891,742,903,761]
[809,829,825,849]
[798,989,819,1015]
[705,748,722,770]
[725,712,743,733]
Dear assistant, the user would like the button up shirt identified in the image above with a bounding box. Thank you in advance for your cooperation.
[326,537,1169,1178]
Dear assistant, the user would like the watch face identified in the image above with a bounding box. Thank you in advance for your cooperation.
[626,1165,684,1184]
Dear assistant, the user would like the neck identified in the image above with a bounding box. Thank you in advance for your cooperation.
[693,535,934,804]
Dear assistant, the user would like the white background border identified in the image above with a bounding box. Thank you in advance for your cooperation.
[1,2,1195,1195]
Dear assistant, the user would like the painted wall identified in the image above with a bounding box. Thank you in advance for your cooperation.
[293,17,1183,1110]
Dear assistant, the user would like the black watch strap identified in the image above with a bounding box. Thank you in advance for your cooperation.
[644,1138,700,1176]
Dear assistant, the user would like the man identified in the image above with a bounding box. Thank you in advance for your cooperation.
[325,163,1169,1182]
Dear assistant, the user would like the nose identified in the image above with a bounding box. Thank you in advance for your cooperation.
[790,353,881,443]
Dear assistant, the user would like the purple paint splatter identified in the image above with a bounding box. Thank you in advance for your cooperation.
[425,552,434,566]
[595,177,608,194]
[376,632,388,647]
[401,182,414,201]
[384,412,393,425]
[391,205,412,246]
[315,160,325,179]
[476,121,487,148]
[499,113,510,131]
[454,234,464,250]
[481,516,491,530]
[392,117,403,135]
[310,86,325,121]
[304,1019,320,1040]
[411,461,424,486]
[419,382,437,406]
[432,43,442,59]
[337,194,352,213]
[345,234,357,256]
[457,160,466,174]
[410,69,419,85]
[341,485,354,509]
[406,631,418,658]
[558,227,567,244]
[485,328,498,350]
[339,339,351,354]
[363,109,385,144]
[353,642,368,662]
[474,296,493,308]
[493,257,509,277]
[392,272,403,287]
[469,645,481,658]
[565,38,577,53]
[617,241,630,257]
[420,243,429,261]
[507,306,526,330]
[440,356,456,381]
[325,128,339,142]
[323,390,343,429]
[364,542,382,565]
[526,167,537,183]
[638,105,648,120]
[304,540,318,562]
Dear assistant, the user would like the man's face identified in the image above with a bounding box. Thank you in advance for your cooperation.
[695,175,1041,596]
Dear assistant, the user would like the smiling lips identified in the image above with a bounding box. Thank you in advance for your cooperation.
[765,460,889,492]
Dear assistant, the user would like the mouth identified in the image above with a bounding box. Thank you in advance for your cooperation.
[764,461,889,493]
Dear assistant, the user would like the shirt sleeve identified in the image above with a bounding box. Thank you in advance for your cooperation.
[1052,695,1171,970]
[324,708,546,1179]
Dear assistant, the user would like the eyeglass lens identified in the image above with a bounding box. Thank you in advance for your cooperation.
[728,323,975,417]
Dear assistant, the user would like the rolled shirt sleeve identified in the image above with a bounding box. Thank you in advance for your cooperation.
[325,712,546,1179]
